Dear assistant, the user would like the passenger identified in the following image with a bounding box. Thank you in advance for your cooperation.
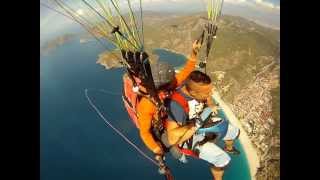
[164,70,240,180]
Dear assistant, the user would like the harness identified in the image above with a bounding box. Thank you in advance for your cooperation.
[122,74,140,128]
[169,91,230,158]
[169,91,199,158]
[121,54,174,178]
[122,73,171,147]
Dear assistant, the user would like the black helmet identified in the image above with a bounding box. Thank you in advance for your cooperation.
[150,61,175,89]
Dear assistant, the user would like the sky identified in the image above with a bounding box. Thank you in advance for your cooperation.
[40,0,280,45]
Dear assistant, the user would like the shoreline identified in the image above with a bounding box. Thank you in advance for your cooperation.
[212,92,259,180]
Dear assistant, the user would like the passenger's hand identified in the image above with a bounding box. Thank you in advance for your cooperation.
[192,39,202,56]
[206,95,218,115]
[210,105,218,115]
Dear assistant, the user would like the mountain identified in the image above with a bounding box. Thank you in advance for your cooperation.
[45,12,280,179]
[40,34,77,56]
[141,12,280,179]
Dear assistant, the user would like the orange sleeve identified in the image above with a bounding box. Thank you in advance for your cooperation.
[136,97,162,154]
[174,54,197,86]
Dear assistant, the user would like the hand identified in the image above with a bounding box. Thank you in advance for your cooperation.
[210,105,218,115]
[158,165,167,175]
[155,154,165,166]
[153,144,164,155]
[155,154,167,175]
[206,96,218,115]
[207,24,218,36]
[192,39,202,56]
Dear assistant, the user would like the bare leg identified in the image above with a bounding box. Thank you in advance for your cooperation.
[224,129,241,154]
[210,166,224,180]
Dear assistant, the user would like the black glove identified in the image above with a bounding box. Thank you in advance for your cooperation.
[121,50,135,67]
[198,61,206,68]
[121,50,148,63]
[207,24,218,37]
[121,50,148,74]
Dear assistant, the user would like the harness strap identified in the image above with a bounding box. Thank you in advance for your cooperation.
[178,147,199,158]
[122,92,135,109]
[168,93,201,158]
[170,92,189,113]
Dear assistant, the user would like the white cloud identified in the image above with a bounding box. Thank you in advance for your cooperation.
[143,0,165,2]
[217,0,280,10]
[253,0,280,10]
[225,0,248,4]
[40,11,78,45]
[127,0,280,11]
[40,0,279,41]
[76,9,84,15]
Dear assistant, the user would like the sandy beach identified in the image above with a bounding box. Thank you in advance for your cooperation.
[212,92,260,180]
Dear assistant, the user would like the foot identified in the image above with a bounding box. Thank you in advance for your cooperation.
[224,146,240,155]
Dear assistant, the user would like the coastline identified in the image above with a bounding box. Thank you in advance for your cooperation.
[212,92,259,180]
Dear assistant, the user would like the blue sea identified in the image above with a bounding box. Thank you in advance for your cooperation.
[40,40,250,180]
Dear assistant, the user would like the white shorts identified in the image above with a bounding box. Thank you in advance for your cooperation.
[189,123,240,167]
[223,123,240,141]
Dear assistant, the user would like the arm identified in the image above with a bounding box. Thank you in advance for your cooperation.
[137,98,163,155]
[174,40,202,86]
[166,121,197,145]
[166,101,197,145]
[174,55,196,86]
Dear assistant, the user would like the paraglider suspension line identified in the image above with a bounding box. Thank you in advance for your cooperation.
[84,89,158,166]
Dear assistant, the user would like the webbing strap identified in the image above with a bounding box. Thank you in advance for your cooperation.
[170,92,189,113]
[178,147,199,158]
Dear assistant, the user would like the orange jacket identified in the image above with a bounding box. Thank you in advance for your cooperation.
[136,55,197,154]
